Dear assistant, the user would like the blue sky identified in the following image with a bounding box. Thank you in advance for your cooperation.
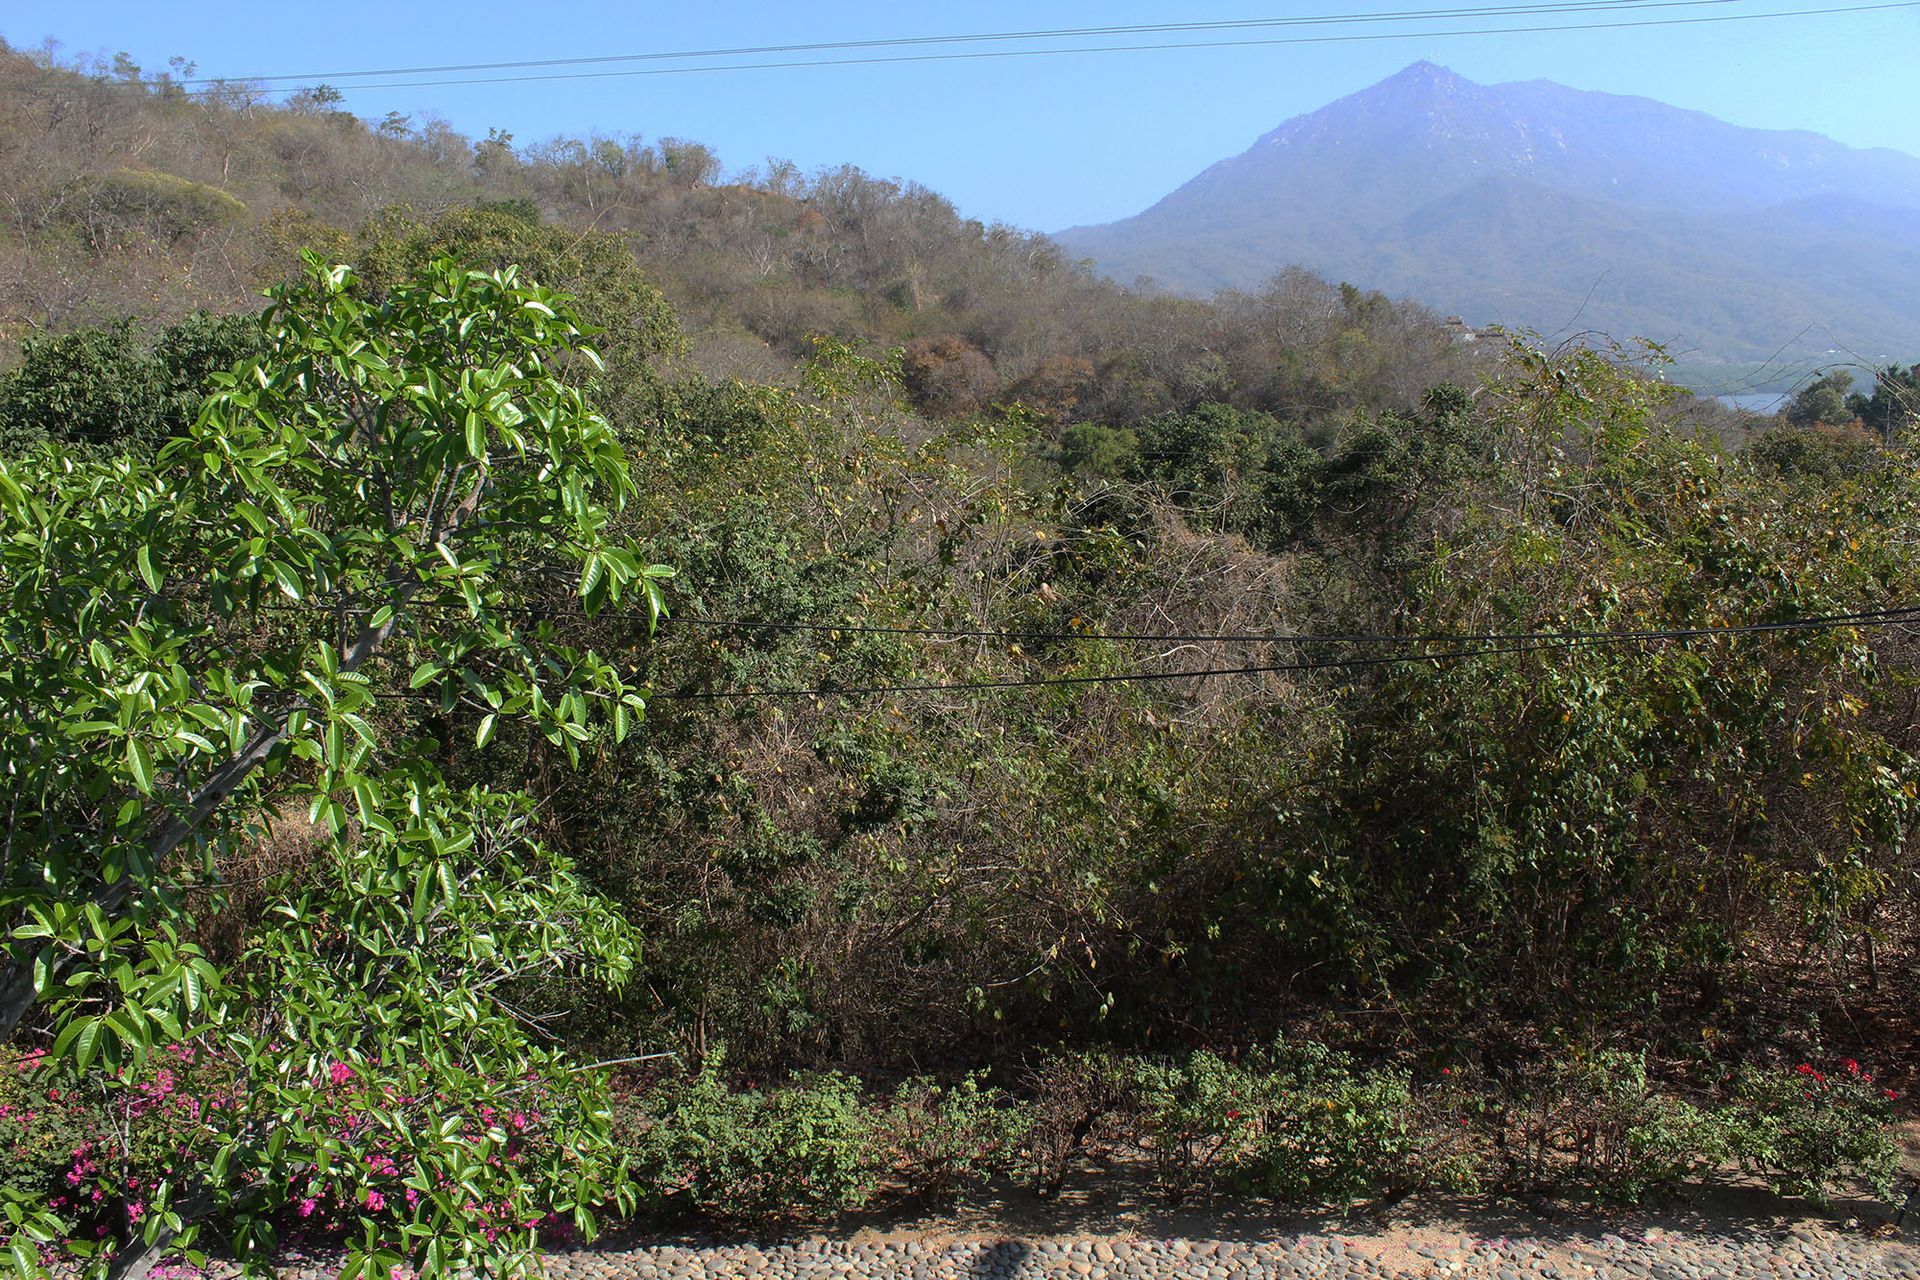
[5,2,1917,230]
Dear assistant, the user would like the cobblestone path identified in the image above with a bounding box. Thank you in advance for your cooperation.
[510,1225,1919,1280]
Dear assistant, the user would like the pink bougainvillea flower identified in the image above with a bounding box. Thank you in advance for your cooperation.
[365,1190,386,1211]
[330,1061,355,1086]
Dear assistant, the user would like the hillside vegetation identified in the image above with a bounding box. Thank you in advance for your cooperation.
[0,40,1917,1279]
[0,43,1486,431]
[1056,61,1920,365]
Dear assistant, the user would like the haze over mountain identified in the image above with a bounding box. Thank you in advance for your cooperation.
[1054,62,1920,369]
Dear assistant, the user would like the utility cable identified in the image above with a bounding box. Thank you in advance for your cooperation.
[368,607,1920,705]
[238,3,1920,94]
[222,591,1920,649]
[392,599,1920,648]
[192,0,1744,86]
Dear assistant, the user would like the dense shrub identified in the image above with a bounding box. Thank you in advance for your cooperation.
[1125,1050,1272,1201]
[1725,1061,1902,1204]
[880,1073,1031,1203]
[0,311,260,451]
[86,168,247,244]
[899,334,999,418]
[1745,421,1881,480]
[1233,1046,1423,1208]
[1120,1042,1427,1209]
[1498,1051,1731,1203]
[617,1061,884,1225]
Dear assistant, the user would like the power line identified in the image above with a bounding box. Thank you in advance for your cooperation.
[654,608,1920,700]
[152,583,1920,702]
[651,636,1611,701]
[240,2,1919,94]
[658,603,1920,647]
[249,594,1920,650]
[373,608,1920,704]
[195,0,1738,86]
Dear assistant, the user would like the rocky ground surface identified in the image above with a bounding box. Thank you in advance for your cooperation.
[511,1225,1920,1279]
[252,1183,1920,1280]
[233,1131,1920,1280]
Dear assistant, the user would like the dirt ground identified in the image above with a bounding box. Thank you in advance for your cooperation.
[598,1120,1920,1256]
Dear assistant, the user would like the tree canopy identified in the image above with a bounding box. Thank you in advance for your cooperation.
[0,255,668,1278]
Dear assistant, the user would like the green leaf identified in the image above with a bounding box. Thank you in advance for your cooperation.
[270,560,306,602]
[579,554,606,601]
[127,738,155,795]
[71,1019,103,1071]
[136,544,162,592]
[475,713,497,748]
[411,865,434,925]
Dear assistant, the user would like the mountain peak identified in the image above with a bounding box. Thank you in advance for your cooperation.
[1251,60,1481,149]
[1380,60,1469,93]
[1055,67,1920,363]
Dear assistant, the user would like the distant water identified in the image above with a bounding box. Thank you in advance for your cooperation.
[1716,392,1789,414]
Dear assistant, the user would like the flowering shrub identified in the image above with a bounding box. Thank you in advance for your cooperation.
[879,1072,1030,1203]
[615,1060,884,1225]
[0,1042,241,1259]
[244,1054,591,1253]
[0,1051,103,1202]
[1125,1050,1273,1201]
[0,1037,605,1270]
[1118,1041,1427,1209]
[1498,1050,1732,1203]
[1234,1051,1421,1209]
[0,258,663,1278]
[1724,1060,1901,1204]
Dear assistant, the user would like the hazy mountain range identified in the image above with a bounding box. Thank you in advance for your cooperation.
[1054,62,1920,368]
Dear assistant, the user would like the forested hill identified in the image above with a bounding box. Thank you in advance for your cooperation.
[0,41,1482,430]
[2,36,1920,1271]
[1055,61,1920,365]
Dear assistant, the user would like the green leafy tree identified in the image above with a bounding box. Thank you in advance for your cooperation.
[1055,423,1138,480]
[0,314,260,455]
[349,207,680,431]
[1254,339,1920,1012]
[473,128,517,178]
[0,255,671,1277]
[1783,370,1856,428]
[1847,363,1920,441]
